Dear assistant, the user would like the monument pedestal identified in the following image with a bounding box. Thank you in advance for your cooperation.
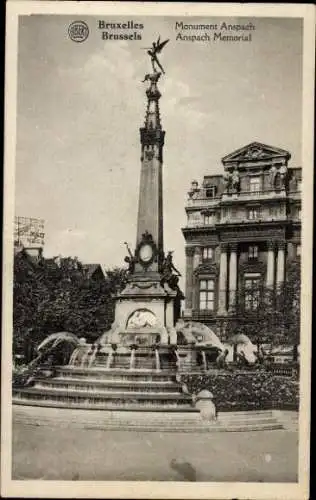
[100,277,178,346]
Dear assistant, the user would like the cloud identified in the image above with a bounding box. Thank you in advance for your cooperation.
[161,76,210,131]
[58,229,87,239]
[177,95,203,106]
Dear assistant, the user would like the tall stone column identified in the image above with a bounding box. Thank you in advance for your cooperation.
[228,243,238,311]
[276,241,286,288]
[135,72,165,275]
[192,246,202,309]
[266,241,275,288]
[184,246,195,310]
[218,243,228,315]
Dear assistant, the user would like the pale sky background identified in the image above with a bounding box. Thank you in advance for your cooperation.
[15,15,303,279]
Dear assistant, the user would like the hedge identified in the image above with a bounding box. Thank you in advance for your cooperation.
[181,369,299,412]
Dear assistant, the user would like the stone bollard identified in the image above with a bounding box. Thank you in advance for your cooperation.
[194,389,217,422]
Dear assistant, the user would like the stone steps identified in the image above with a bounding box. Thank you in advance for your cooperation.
[34,378,181,394]
[13,366,298,432]
[13,364,194,411]
[13,405,285,432]
[13,387,191,401]
[12,385,194,410]
[54,367,177,383]
[13,398,198,412]
[271,410,299,430]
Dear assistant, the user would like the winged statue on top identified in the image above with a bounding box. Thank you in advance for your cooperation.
[143,36,169,74]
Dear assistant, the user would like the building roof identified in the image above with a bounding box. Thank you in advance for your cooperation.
[222,142,291,164]
[82,264,105,279]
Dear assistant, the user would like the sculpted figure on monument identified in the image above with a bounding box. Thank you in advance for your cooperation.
[124,241,136,273]
[142,36,169,74]
[231,167,240,193]
[279,164,288,188]
[162,251,181,279]
[160,251,184,296]
[127,309,157,329]
[223,171,231,192]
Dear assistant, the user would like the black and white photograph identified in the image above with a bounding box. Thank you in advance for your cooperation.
[2,2,314,499]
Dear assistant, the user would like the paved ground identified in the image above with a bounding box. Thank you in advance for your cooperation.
[12,420,298,482]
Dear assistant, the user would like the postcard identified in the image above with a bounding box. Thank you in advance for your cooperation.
[2,2,315,499]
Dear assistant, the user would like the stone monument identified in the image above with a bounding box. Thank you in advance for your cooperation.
[12,38,229,412]
[100,37,184,348]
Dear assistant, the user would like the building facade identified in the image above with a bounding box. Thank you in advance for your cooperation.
[14,216,45,249]
[182,142,301,339]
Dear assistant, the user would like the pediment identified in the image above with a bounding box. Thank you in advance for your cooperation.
[222,142,291,165]
[194,262,219,275]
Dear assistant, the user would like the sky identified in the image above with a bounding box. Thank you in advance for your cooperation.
[15,15,303,278]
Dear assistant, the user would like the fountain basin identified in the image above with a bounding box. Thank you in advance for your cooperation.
[13,386,194,411]
[33,378,182,394]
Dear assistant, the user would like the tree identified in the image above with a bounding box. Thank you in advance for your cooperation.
[276,260,301,360]
[13,252,128,361]
[224,262,301,361]
[104,266,129,294]
[224,285,276,348]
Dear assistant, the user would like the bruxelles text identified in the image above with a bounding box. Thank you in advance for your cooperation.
[98,20,144,40]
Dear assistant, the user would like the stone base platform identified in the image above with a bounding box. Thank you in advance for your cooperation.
[13,405,291,432]
[12,367,195,412]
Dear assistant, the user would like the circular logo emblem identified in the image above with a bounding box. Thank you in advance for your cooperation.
[68,21,89,43]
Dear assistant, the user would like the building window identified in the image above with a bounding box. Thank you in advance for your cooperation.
[275,173,282,189]
[199,279,215,310]
[202,247,213,260]
[206,185,217,198]
[244,276,261,311]
[249,177,261,193]
[296,244,301,257]
[247,207,260,220]
[297,180,302,192]
[248,245,258,260]
[231,207,237,218]
[204,214,213,225]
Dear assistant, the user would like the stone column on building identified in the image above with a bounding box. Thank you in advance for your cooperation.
[287,242,295,261]
[266,241,275,288]
[193,245,202,270]
[276,241,286,288]
[228,242,238,312]
[184,246,195,311]
[218,243,228,315]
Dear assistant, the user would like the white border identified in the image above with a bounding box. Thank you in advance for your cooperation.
[2,3,315,499]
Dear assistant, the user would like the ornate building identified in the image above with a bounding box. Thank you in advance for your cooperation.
[182,142,301,338]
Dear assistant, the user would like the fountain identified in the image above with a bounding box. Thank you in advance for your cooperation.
[129,347,136,370]
[105,348,114,370]
[201,350,207,371]
[79,351,88,368]
[87,345,99,368]
[155,348,161,371]
[12,38,226,413]
[69,348,80,366]
[174,348,181,372]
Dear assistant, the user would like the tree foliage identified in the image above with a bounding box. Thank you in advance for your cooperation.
[13,252,128,361]
[223,260,301,353]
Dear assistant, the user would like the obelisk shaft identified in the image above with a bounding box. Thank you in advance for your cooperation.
[135,74,165,273]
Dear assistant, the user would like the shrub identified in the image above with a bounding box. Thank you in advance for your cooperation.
[181,369,299,411]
